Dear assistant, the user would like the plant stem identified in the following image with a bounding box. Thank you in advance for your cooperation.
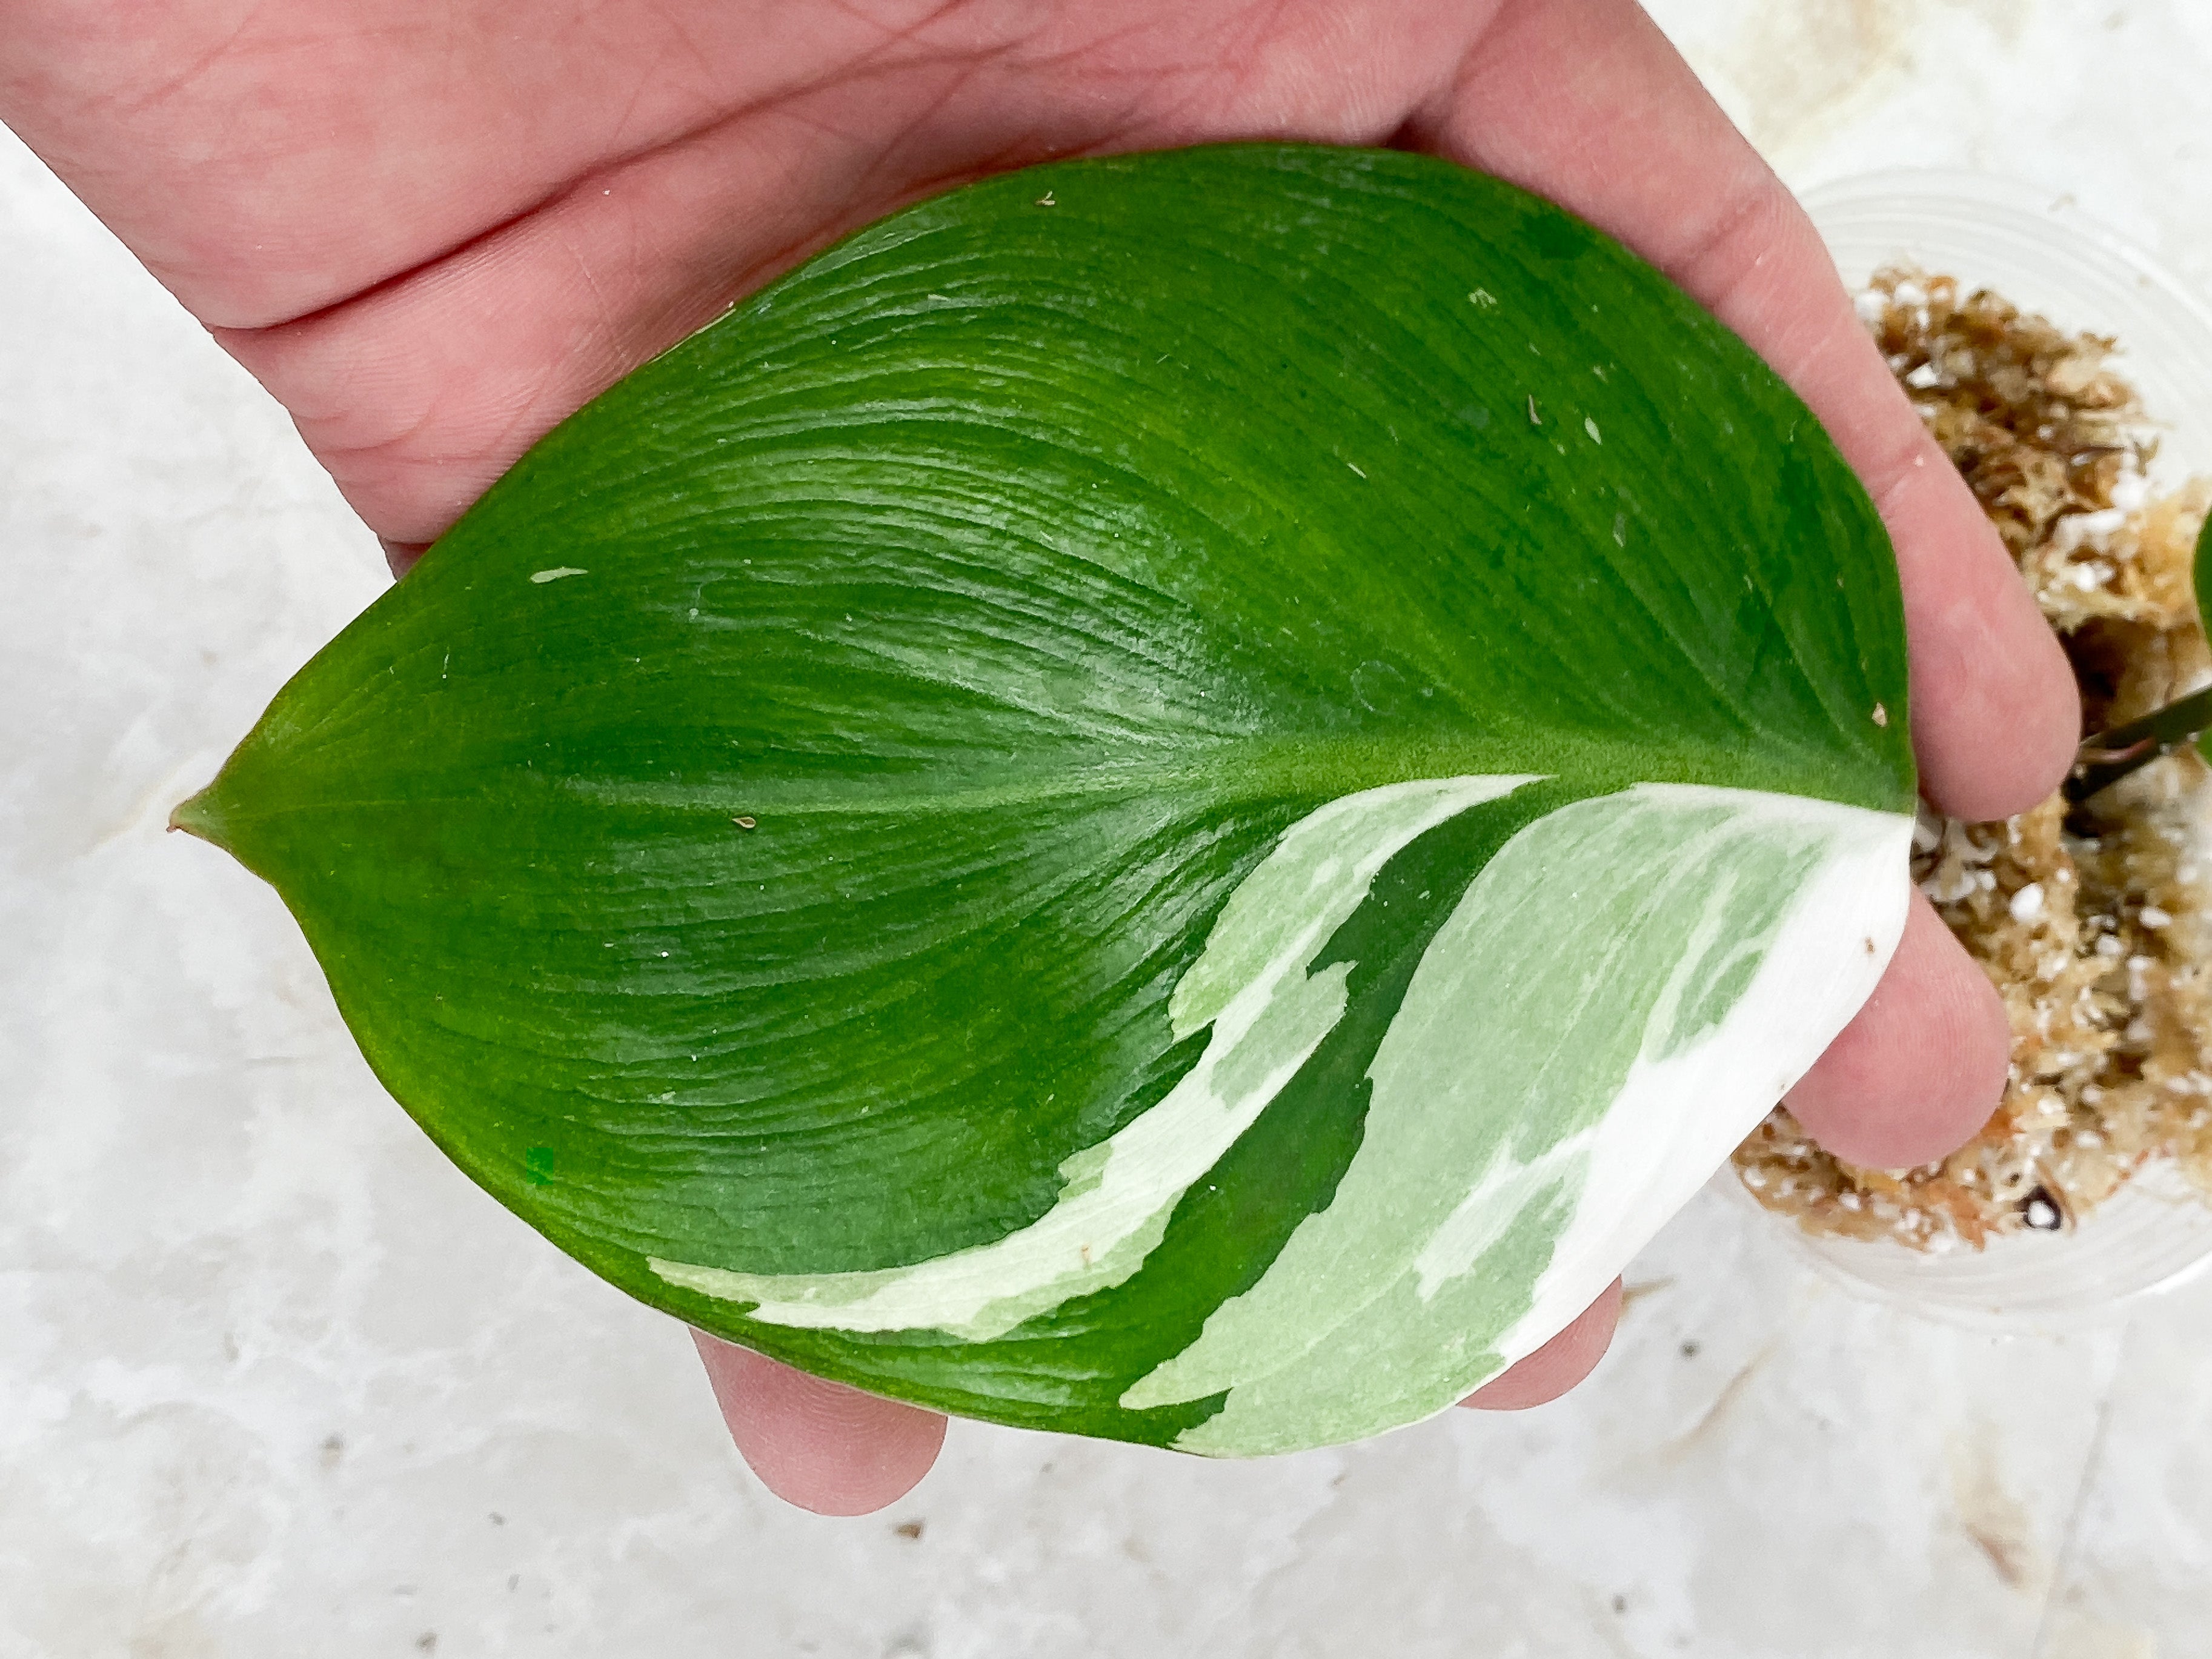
[2065,684,2212,804]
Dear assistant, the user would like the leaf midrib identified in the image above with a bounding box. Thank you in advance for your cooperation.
[195,724,1879,855]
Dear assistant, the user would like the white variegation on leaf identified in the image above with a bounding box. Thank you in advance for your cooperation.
[649,775,1536,1339]
[660,779,1911,1453]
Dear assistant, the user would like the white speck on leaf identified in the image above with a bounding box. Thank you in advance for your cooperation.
[1584,417,1602,444]
[531,567,587,583]
[1347,461,1367,479]
[1467,288,1496,308]
[1036,190,1056,207]
[1871,703,1888,727]
[1612,513,1627,547]
[1527,395,1540,426]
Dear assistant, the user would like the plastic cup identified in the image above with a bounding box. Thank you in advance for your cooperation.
[1803,169,2212,486]
[1736,171,2212,1331]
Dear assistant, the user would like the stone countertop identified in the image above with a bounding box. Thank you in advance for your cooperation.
[4,4,2210,1654]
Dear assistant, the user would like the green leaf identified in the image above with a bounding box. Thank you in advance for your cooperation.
[176,144,1915,1454]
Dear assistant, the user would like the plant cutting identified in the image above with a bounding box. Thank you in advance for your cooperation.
[171,143,1918,1456]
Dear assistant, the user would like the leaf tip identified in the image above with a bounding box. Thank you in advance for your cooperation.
[167,782,231,849]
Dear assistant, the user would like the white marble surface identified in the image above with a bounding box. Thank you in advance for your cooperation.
[5,4,2212,1654]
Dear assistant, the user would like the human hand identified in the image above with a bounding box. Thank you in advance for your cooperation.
[2,0,2074,1513]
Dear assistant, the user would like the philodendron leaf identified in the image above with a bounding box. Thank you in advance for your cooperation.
[176,144,1915,1455]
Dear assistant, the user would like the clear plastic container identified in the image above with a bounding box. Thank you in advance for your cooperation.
[1733,1159,2212,1334]
[1741,171,2212,1331]
[1803,170,2212,487]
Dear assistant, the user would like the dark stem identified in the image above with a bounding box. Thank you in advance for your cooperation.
[2065,683,2212,804]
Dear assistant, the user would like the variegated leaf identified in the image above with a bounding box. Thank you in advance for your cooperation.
[176,145,1916,1454]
